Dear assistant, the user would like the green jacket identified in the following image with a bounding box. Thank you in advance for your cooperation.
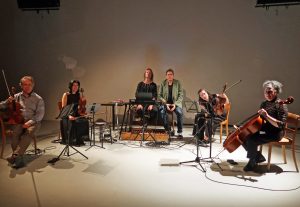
[158,79,183,108]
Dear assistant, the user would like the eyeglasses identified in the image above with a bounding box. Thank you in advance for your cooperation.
[265,90,275,95]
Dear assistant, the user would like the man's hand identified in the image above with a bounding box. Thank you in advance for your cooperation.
[6,96,14,103]
[166,104,175,112]
[148,105,154,111]
[22,122,31,128]
[137,104,143,110]
[69,115,76,120]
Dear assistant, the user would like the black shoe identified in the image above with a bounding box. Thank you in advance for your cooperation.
[243,160,256,172]
[6,154,17,165]
[177,133,183,139]
[256,152,266,164]
[169,130,175,136]
[12,155,25,169]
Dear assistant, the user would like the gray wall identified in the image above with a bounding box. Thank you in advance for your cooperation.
[0,0,299,124]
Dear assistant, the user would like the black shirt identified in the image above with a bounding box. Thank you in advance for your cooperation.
[260,97,288,138]
[67,93,80,117]
[135,82,157,100]
[167,84,173,104]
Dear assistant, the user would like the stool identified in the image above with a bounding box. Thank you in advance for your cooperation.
[94,121,112,144]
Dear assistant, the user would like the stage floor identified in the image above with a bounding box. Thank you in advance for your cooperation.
[1,121,300,207]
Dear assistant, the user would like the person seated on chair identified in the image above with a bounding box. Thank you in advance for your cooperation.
[60,80,89,146]
[193,88,229,144]
[158,68,184,138]
[242,80,288,172]
[0,76,45,168]
[134,68,158,124]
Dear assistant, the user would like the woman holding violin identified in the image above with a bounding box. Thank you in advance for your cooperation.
[60,80,89,146]
[241,80,288,172]
[0,76,45,168]
[193,88,229,144]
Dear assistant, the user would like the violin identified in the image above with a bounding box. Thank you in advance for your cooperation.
[213,80,242,115]
[223,96,294,153]
[213,84,227,115]
[78,88,87,115]
[1,70,24,125]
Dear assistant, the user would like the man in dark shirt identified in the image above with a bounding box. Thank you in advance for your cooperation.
[158,69,184,138]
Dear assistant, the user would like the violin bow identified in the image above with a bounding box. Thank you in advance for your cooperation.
[2,69,12,97]
[223,80,242,93]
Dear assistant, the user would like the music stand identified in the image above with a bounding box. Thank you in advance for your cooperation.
[184,100,198,113]
[48,104,88,164]
[85,103,104,151]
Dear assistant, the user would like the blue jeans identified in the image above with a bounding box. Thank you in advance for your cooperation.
[159,105,183,133]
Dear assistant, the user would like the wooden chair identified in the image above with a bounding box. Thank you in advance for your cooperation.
[260,112,299,172]
[1,117,38,158]
[219,103,231,143]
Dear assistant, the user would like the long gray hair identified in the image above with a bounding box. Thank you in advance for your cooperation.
[263,80,283,94]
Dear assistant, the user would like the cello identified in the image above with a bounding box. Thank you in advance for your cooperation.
[223,96,294,153]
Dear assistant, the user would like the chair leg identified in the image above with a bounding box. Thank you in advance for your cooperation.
[33,136,38,155]
[1,133,6,159]
[267,144,272,171]
[291,144,299,172]
[259,145,263,153]
[219,124,223,143]
[282,145,287,164]
[225,123,229,137]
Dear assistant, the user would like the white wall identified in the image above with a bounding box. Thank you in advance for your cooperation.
[0,0,299,124]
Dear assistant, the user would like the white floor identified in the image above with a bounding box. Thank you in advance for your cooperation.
[1,121,300,207]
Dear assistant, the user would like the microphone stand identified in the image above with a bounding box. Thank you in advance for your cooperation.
[199,101,222,171]
[179,122,206,172]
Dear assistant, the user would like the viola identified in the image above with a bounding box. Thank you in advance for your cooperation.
[1,70,24,125]
[223,96,294,153]
[213,80,242,115]
[78,88,87,115]
[213,84,227,115]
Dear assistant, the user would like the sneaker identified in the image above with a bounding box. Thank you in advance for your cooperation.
[177,133,183,139]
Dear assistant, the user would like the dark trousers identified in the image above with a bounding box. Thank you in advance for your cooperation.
[193,113,224,139]
[11,123,41,155]
[60,117,89,145]
[159,105,183,133]
[243,131,281,160]
[136,105,158,125]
